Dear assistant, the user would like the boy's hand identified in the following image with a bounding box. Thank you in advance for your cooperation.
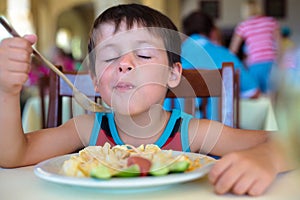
[0,34,37,95]
[208,147,277,196]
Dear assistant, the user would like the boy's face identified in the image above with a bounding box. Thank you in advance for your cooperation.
[91,21,181,115]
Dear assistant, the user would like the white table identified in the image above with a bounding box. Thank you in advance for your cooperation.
[22,96,278,133]
[0,166,299,200]
[22,95,85,133]
[239,96,278,131]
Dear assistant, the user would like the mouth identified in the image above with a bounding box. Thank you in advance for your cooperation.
[113,82,136,91]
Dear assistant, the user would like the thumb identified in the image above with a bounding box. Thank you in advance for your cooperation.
[23,34,37,45]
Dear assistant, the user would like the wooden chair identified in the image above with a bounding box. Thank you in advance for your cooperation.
[38,75,50,128]
[46,66,100,128]
[166,62,240,128]
[46,63,239,128]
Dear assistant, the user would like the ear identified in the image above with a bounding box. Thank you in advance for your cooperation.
[167,62,182,88]
[90,71,100,93]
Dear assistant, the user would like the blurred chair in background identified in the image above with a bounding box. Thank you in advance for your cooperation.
[166,62,240,128]
[46,66,99,128]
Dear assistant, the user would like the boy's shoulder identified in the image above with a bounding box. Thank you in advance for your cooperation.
[72,114,96,144]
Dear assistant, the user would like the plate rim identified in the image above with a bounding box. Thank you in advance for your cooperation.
[34,151,215,189]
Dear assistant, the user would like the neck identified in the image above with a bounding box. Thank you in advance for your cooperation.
[114,105,170,146]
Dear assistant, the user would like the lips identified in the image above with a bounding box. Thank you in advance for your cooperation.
[114,82,135,91]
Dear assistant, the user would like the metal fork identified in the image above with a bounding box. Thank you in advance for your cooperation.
[0,16,111,113]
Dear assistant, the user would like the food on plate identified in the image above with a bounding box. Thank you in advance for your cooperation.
[61,142,213,179]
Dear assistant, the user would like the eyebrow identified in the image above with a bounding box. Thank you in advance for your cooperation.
[98,43,117,50]
[135,39,164,47]
[99,40,160,51]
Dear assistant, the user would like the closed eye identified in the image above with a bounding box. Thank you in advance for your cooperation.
[105,57,119,62]
[138,55,151,59]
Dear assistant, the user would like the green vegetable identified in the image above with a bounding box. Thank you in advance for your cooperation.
[169,161,190,173]
[90,164,112,179]
[149,163,170,176]
[90,160,190,179]
[115,164,140,177]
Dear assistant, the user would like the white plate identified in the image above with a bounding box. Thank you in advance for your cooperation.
[34,151,215,189]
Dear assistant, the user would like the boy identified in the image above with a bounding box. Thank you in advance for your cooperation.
[0,4,291,196]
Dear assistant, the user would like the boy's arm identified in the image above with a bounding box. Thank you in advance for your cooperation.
[208,138,293,196]
[0,36,89,168]
[189,119,268,155]
[189,119,293,196]
[0,36,36,166]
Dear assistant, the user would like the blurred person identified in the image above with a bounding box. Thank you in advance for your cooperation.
[229,0,280,94]
[271,46,300,103]
[276,27,296,72]
[280,26,295,57]
[51,47,76,72]
[26,57,49,87]
[164,10,260,119]
[278,45,300,71]
[210,25,223,45]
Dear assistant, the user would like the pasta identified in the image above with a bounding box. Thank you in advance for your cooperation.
[61,143,211,179]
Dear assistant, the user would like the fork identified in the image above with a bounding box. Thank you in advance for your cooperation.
[0,16,111,113]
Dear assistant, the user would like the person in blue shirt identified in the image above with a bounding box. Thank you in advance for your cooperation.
[164,11,260,119]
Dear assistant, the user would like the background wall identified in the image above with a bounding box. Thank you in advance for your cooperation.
[1,0,300,56]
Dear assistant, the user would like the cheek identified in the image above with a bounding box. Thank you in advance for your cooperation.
[136,84,167,105]
[136,64,170,87]
[94,57,112,81]
[95,66,114,105]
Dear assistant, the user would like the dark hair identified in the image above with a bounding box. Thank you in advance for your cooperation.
[281,26,291,38]
[182,11,214,37]
[88,4,181,75]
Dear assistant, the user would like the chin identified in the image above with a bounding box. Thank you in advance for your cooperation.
[114,104,146,116]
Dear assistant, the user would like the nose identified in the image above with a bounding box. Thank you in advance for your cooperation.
[118,65,133,72]
[118,53,134,73]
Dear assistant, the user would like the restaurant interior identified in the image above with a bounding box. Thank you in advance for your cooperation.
[1,0,300,199]
[1,0,297,131]
[1,0,300,60]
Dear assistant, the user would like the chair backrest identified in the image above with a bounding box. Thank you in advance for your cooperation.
[46,66,100,128]
[38,75,50,128]
[46,63,239,128]
[166,62,240,127]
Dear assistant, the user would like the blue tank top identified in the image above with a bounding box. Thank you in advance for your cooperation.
[88,109,193,152]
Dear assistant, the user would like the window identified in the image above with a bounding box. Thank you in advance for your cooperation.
[7,0,35,35]
[265,0,286,18]
[199,0,220,19]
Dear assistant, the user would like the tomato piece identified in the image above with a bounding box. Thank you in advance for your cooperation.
[127,156,152,176]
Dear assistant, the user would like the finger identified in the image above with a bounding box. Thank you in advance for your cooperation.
[247,174,274,196]
[7,61,31,74]
[208,156,234,184]
[0,44,32,75]
[4,37,34,54]
[0,40,32,68]
[213,163,244,194]
[23,34,37,44]
[248,180,265,196]
[232,173,256,195]
[6,48,32,63]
